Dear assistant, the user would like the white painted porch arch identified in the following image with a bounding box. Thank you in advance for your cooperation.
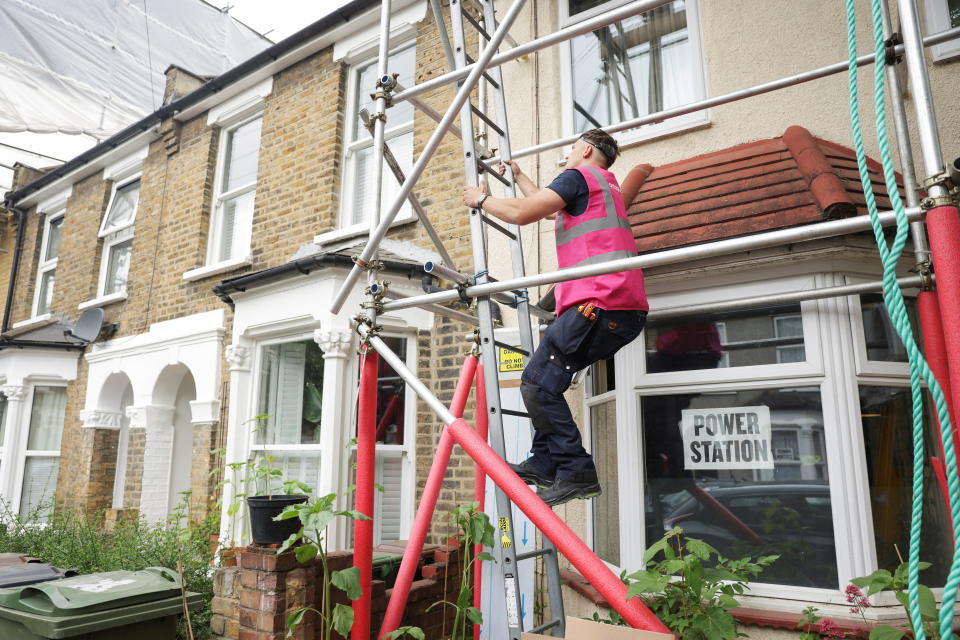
[81,309,224,522]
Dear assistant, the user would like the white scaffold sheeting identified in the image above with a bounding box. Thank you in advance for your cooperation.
[0,0,271,139]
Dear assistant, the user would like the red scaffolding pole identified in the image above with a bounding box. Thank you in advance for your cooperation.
[377,355,479,639]
[354,347,379,639]
[472,364,489,640]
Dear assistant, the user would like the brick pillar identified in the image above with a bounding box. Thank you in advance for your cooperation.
[211,566,241,639]
[237,545,316,640]
[127,404,175,523]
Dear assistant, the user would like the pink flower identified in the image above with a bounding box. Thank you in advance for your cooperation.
[818,619,846,639]
[844,584,863,603]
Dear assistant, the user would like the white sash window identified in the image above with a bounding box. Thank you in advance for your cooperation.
[97,178,140,297]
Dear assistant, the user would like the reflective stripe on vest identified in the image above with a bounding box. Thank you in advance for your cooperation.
[572,249,636,268]
[555,165,632,247]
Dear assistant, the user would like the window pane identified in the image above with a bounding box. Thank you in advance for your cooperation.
[571,2,694,132]
[28,386,66,450]
[860,386,951,584]
[103,180,140,231]
[223,117,263,192]
[249,452,320,495]
[860,294,918,362]
[19,457,59,520]
[104,239,133,295]
[378,453,403,542]
[642,386,836,588]
[951,0,960,27]
[375,337,407,445]
[590,400,619,564]
[588,358,616,396]
[44,217,63,261]
[257,340,324,445]
[646,304,805,372]
[36,270,55,316]
[568,0,609,15]
[352,46,415,141]
[216,190,255,262]
[349,131,413,228]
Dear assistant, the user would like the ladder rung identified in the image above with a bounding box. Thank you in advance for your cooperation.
[501,408,530,418]
[471,104,505,137]
[515,547,553,562]
[477,158,511,187]
[529,619,563,635]
[478,213,516,240]
[494,341,529,357]
[463,53,500,89]
[460,8,492,41]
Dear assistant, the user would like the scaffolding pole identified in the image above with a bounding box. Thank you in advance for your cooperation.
[381,207,924,313]
[896,0,960,431]
[330,0,529,315]
[359,326,674,636]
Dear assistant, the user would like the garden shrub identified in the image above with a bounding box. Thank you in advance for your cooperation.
[0,496,216,640]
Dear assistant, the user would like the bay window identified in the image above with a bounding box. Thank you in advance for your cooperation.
[595,271,944,605]
[562,0,706,142]
[97,178,140,298]
[340,43,415,231]
[33,213,63,317]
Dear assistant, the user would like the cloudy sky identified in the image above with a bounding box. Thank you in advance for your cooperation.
[205,0,355,42]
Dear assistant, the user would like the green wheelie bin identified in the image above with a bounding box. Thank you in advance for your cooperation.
[0,567,202,639]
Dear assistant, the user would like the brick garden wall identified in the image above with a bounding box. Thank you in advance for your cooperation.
[211,540,466,640]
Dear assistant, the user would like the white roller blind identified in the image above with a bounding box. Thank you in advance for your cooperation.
[27,387,66,451]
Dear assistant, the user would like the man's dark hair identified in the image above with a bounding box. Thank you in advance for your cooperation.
[579,128,619,168]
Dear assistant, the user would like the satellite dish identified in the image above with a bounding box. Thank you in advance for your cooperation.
[64,308,104,344]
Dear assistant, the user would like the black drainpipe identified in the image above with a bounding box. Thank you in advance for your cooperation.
[2,198,27,334]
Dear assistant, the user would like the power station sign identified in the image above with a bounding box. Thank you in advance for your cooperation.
[680,406,774,470]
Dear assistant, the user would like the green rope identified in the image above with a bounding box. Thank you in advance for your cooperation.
[843,1,960,638]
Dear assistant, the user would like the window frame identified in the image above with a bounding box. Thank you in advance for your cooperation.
[205,112,264,269]
[335,41,417,240]
[610,270,914,605]
[582,362,619,568]
[558,0,709,149]
[12,384,67,520]
[32,211,64,318]
[925,0,960,62]
[95,176,141,299]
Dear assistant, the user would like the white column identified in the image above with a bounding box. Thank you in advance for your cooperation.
[314,328,355,549]
[0,385,26,505]
[128,404,175,524]
[219,343,252,545]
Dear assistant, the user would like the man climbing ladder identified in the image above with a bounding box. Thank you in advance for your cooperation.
[462,128,648,506]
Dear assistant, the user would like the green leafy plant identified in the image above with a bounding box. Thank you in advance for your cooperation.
[275,493,370,639]
[851,560,938,640]
[382,626,426,639]
[625,527,779,639]
[427,502,495,640]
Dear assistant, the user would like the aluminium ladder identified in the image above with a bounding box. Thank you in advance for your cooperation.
[446,0,566,637]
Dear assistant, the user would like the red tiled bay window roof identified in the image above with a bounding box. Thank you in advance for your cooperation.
[623,125,904,253]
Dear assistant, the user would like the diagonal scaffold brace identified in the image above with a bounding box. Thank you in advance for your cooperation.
[359,324,675,637]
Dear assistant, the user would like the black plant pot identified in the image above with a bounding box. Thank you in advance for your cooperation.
[247,495,309,545]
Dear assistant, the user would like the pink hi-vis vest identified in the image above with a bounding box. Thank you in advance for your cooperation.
[553,166,648,317]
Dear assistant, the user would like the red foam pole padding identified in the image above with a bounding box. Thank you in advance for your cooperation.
[919,290,959,454]
[473,364,489,640]
[354,348,379,640]
[925,205,960,424]
[447,418,675,636]
[378,356,478,639]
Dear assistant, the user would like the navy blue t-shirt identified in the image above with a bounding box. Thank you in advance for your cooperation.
[545,169,589,216]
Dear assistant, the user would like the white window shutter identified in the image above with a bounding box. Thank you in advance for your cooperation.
[375,452,404,543]
[275,343,306,444]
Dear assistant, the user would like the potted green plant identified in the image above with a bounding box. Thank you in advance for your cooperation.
[245,455,312,545]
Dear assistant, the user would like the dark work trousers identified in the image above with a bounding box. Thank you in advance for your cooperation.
[520,306,646,482]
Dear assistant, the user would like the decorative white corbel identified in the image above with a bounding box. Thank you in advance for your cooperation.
[314,329,354,360]
[225,344,251,371]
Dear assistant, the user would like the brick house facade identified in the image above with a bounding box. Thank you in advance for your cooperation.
[1,0,959,637]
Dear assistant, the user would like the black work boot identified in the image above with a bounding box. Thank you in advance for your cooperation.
[507,460,554,488]
[537,473,602,507]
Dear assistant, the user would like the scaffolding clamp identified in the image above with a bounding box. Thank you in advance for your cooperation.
[912,261,935,291]
[468,329,482,357]
[363,281,389,314]
[371,73,399,109]
[354,314,383,352]
[884,32,903,65]
[353,255,384,272]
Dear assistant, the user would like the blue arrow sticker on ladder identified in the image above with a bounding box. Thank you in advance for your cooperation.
[521,593,526,621]
[521,521,528,546]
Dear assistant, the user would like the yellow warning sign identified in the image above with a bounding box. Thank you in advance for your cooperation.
[498,346,524,372]
[499,517,513,548]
